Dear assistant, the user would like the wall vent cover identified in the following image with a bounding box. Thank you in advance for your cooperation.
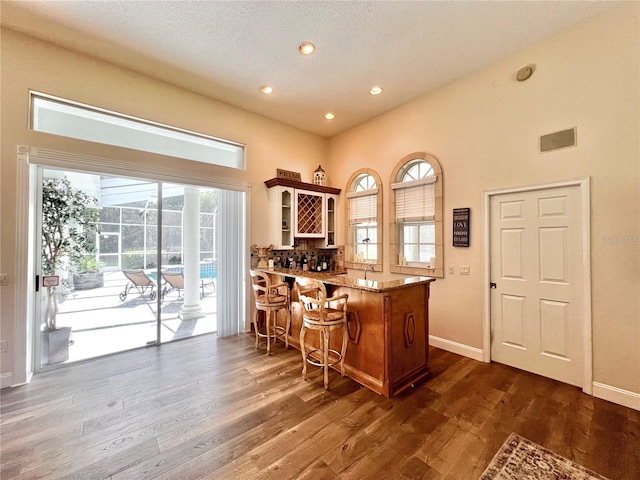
[539,127,576,153]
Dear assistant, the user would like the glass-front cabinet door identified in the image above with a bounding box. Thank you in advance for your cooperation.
[324,194,337,248]
[269,186,294,249]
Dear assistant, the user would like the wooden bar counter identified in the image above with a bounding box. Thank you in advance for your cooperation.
[260,268,436,398]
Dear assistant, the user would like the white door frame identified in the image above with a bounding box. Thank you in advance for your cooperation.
[483,177,593,394]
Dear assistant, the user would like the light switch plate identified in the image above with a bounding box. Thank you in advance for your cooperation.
[460,265,470,275]
[0,274,7,286]
[448,265,455,274]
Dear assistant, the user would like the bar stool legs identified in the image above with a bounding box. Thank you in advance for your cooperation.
[254,307,290,355]
[300,323,348,389]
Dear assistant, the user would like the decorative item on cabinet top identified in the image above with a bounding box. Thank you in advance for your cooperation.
[313,165,326,186]
[264,177,340,195]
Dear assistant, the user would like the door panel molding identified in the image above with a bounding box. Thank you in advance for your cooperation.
[483,178,592,394]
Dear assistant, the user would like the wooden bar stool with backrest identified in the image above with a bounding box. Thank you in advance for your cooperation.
[296,277,349,390]
[249,269,291,355]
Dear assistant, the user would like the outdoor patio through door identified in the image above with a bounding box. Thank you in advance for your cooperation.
[36,167,222,368]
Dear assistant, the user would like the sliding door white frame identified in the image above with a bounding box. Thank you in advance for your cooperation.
[13,145,251,386]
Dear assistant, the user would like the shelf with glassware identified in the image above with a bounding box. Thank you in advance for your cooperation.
[268,185,294,250]
[323,194,338,248]
[266,178,340,249]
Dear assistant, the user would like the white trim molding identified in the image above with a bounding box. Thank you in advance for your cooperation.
[429,335,484,362]
[1,372,14,389]
[592,382,640,411]
[483,178,593,394]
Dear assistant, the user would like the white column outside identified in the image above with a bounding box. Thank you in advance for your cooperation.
[180,186,205,320]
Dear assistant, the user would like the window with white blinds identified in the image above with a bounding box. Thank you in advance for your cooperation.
[347,189,378,224]
[347,172,381,266]
[392,177,436,222]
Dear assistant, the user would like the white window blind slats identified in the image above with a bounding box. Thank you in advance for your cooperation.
[349,193,377,224]
[395,182,435,222]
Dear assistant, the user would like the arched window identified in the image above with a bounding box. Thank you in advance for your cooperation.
[391,153,443,277]
[345,169,382,269]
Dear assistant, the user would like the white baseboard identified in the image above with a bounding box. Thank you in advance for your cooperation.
[592,382,640,411]
[429,335,485,362]
[0,372,14,389]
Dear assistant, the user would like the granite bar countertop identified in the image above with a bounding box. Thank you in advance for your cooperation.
[259,267,435,293]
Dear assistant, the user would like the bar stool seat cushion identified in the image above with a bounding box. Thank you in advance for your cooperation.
[256,293,288,306]
[302,308,344,323]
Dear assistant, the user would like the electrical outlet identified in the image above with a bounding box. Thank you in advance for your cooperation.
[0,340,8,353]
[448,265,455,274]
[0,274,8,286]
[460,265,470,275]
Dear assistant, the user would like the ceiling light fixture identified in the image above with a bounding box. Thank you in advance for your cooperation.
[324,113,335,120]
[260,85,273,94]
[369,86,383,95]
[298,42,315,55]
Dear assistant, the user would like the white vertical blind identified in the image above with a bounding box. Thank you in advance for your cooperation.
[393,178,436,222]
[347,189,378,224]
[217,189,246,336]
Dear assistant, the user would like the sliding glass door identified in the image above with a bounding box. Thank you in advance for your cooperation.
[36,167,244,369]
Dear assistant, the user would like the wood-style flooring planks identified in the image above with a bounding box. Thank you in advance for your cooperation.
[1,333,639,480]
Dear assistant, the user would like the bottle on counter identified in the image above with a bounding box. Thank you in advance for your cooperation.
[302,254,309,271]
[284,256,290,269]
[321,254,328,271]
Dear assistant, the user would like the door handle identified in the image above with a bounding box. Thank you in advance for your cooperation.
[490,282,497,289]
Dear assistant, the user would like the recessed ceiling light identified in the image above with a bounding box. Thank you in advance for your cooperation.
[369,86,383,95]
[260,85,273,94]
[299,42,315,55]
[324,113,335,120]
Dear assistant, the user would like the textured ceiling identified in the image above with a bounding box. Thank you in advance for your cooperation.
[1,1,622,137]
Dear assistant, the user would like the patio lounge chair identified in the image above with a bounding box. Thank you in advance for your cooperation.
[119,269,157,302]
[161,271,214,301]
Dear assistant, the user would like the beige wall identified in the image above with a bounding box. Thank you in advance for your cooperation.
[0,29,327,380]
[328,4,639,395]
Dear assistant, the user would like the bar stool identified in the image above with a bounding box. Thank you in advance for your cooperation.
[296,277,349,390]
[249,269,291,355]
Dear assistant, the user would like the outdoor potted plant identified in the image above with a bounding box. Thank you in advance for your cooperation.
[72,256,104,290]
[41,177,99,364]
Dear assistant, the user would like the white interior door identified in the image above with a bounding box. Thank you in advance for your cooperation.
[490,185,584,387]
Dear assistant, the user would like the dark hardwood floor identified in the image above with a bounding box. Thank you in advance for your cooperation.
[1,333,638,479]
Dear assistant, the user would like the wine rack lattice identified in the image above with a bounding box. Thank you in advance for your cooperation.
[297,194,323,234]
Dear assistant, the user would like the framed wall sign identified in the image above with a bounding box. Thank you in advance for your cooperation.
[276,168,302,182]
[453,208,470,247]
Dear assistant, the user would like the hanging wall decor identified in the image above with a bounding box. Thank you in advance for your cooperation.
[453,208,470,247]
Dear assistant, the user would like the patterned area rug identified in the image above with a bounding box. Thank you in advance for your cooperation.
[479,433,609,480]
